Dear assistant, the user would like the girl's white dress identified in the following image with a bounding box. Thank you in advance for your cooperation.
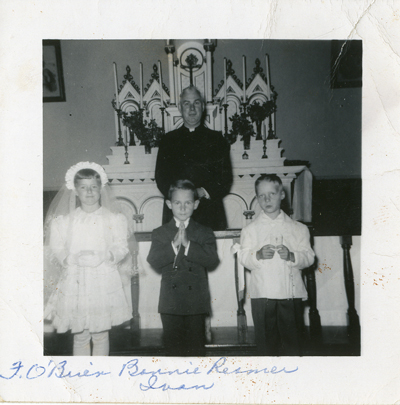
[44,207,132,334]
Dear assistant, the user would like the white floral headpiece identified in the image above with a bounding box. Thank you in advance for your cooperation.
[65,161,109,190]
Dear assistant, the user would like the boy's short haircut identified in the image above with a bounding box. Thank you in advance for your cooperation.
[255,174,283,194]
[168,179,199,201]
[74,168,101,186]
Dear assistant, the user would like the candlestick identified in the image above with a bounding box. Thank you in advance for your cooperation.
[160,107,165,133]
[124,143,130,164]
[158,60,164,107]
[128,127,136,146]
[223,103,229,137]
[242,55,246,102]
[113,62,120,109]
[115,114,123,146]
[224,58,227,103]
[267,115,274,140]
[139,62,143,108]
[265,54,271,86]
[262,139,267,159]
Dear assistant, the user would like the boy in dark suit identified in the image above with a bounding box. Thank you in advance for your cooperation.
[147,180,220,356]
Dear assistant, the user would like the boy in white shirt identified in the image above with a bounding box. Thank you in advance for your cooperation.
[238,174,315,356]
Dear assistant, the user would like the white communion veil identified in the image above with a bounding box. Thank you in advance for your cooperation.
[43,162,137,318]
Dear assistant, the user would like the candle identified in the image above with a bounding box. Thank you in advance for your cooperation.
[224,58,227,103]
[158,60,164,107]
[113,62,120,109]
[139,62,143,108]
[114,111,119,143]
[265,54,271,86]
[242,55,246,102]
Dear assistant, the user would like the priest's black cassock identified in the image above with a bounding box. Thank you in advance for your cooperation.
[155,125,233,231]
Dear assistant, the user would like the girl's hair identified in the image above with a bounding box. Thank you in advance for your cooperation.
[74,168,102,187]
[168,179,199,201]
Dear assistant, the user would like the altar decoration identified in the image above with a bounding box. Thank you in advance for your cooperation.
[112,107,163,153]
[228,112,255,152]
[105,40,311,232]
[247,98,277,140]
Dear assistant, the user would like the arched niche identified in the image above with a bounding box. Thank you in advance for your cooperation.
[223,193,248,229]
[226,94,242,133]
[116,197,138,232]
[146,98,162,128]
[140,196,164,231]
[249,196,262,218]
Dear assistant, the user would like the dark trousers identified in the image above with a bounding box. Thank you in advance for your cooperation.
[160,313,206,356]
[251,298,304,356]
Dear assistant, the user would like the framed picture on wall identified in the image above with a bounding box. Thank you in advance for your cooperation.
[43,40,66,102]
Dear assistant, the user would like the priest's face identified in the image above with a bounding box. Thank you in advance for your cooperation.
[179,87,204,129]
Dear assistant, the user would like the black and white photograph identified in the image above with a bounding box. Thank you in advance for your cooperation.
[1,1,400,404]
[43,39,362,358]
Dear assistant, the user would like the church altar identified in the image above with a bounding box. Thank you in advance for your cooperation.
[104,40,314,333]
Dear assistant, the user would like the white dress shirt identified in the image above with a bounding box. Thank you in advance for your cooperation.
[238,210,315,299]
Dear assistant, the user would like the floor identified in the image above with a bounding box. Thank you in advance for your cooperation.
[44,325,360,357]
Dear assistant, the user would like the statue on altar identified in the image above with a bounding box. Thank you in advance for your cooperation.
[155,86,233,231]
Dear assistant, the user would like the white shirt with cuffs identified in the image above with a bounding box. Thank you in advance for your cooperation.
[238,210,315,300]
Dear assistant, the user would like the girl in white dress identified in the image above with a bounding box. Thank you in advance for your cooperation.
[44,162,135,356]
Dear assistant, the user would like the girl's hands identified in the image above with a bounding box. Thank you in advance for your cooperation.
[76,250,105,267]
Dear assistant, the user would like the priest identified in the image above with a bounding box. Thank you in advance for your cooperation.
[155,86,233,231]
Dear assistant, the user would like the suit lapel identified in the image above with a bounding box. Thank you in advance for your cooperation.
[186,218,198,242]
[166,218,178,237]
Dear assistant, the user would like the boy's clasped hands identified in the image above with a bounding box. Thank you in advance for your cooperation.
[256,244,295,262]
[173,221,189,250]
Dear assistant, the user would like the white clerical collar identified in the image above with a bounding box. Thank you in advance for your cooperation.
[173,217,190,228]
[184,124,200,132]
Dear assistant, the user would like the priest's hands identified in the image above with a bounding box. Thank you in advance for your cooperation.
[196,187,206,199]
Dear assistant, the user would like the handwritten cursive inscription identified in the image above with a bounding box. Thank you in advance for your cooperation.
[207,357,299,375]
[0,357,298,391]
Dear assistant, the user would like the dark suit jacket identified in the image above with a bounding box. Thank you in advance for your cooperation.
[155,125,233,231]
[147,219,220,315]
